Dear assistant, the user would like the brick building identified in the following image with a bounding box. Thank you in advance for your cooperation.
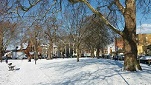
[137,34,151,55]
[113,34,151,55]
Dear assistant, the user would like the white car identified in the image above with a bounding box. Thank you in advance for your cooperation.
[139,56,151,64]
[2,56,6,60]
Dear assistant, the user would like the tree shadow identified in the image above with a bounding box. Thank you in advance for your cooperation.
[38,58,130,85]
[139,64,151,74]
[15,68,20,71]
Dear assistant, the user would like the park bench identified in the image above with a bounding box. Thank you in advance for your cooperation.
[8,63,15,71]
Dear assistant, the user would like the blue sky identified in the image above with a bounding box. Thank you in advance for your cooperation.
[87,0,151,33]
[20,0,151,33]
[136,4,151,34]
[136,11,151,34]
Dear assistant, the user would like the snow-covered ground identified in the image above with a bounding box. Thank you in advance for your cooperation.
[0,58,151,85]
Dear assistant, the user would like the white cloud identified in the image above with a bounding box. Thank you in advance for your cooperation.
[141,24,151,27]
[136,24,151,34]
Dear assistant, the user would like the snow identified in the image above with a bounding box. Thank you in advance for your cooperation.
[140,56,151,60]
[0,58,151,85]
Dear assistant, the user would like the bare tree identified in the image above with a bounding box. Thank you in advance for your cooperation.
[0,21,17,62]
[82,15,113,58]
[66,3,88,62]
[8,0,151,71]
[44,16,57,60]
[0,0,15,61]
[68,0,144,71]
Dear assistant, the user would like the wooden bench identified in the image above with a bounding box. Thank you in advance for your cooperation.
[8,65,15,71]
[8,63,15,71]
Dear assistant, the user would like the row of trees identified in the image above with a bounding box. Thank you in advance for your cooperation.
[69,0,151,71]
[0,0,112,62]
[0,0,151,71]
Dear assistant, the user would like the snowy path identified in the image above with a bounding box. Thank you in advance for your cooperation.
[0,58,151,85]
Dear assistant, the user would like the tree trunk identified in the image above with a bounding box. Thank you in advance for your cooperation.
[96,47,100,59]
[90,48,95,58]
[123,39,142,71]
[123,0,142,71]
[0,43,2,62]
[47,43,53,60]
[77,49,79,62]
[0,31,3,62]
[34,38,38,64]
[77,44,80,62]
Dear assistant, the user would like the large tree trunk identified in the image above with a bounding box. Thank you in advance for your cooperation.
[0,30,3,62]
[123,39,142,71]
[123,0,142,71]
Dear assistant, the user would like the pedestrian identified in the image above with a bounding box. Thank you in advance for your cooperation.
[5,55,8,63]
[114,55,118,61]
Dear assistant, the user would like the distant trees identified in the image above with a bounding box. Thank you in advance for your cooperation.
[44,16,58,60]
[0,21,17,61]
[0,0,19,61]
[1,0,151,71]
[82,15,113,58]
[11,0,114,62]
[69,3,88,62]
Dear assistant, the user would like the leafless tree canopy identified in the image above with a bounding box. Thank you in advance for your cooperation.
[0,0,151,70]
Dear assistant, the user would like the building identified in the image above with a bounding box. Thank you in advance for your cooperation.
[137,34,151,55]
[106,34,151,56]
[106,37,124,55]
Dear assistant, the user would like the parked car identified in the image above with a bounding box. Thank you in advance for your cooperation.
[2,56,6,60]
[118,53,124,60]
[139,56,151,64]
[15,52,27,59]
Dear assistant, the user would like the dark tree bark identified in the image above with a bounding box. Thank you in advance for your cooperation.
[0,26,4,62]
[96,47,100,59]
[123,0,142,71]
[77,44,80,62]
[0,32,3,62]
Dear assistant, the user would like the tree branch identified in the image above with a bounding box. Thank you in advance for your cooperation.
[18,0,42,12]
[114,0,125,15]
[81,0,123,36]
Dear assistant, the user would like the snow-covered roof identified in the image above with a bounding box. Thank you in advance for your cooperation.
[6,43,28,51]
